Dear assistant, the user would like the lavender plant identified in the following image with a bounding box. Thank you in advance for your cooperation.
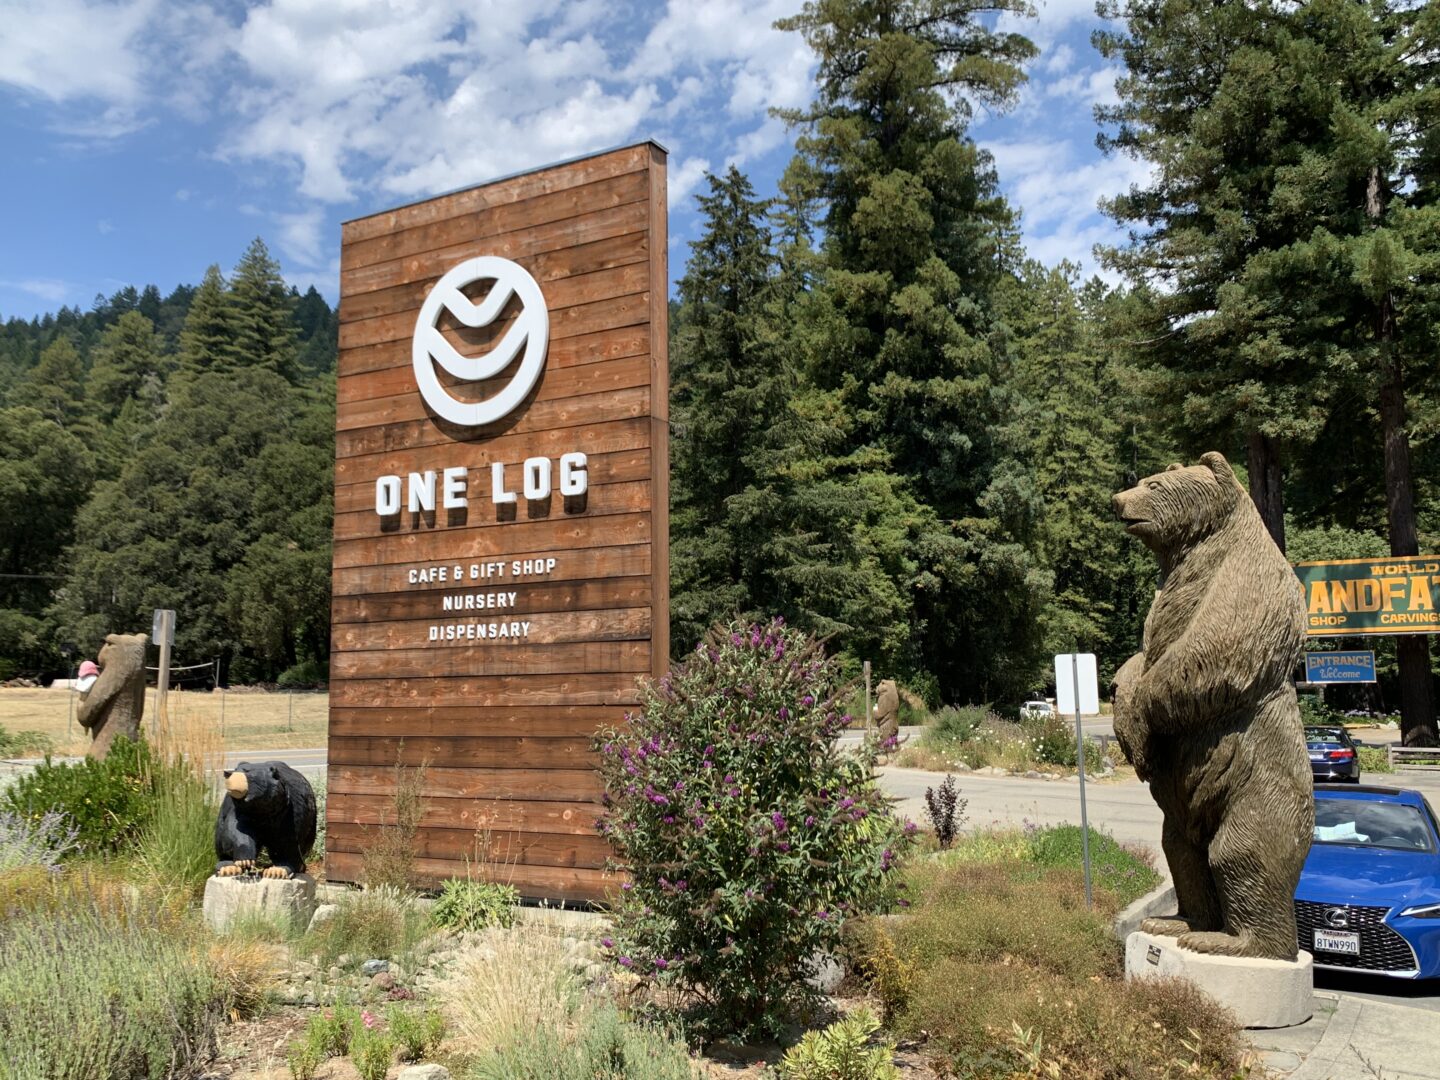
[0,809,79,873]
[595,618,913,1037]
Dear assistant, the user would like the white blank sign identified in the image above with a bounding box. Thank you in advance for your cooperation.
[1055,653,1099,715]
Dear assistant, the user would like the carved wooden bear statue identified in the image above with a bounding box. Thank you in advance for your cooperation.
[1111,452,1312,961]
[215,761,318,880]
[77,633,148,760]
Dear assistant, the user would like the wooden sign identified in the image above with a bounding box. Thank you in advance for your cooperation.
[326,142,669,903]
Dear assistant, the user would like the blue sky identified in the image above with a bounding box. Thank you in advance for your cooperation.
[0,0,1149,320]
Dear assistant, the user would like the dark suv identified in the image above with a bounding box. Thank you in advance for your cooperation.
[1305,725,1362,784]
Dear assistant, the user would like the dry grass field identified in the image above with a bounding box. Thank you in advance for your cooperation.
[0,686,328,757]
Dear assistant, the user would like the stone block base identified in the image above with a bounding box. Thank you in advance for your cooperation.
[1125,930,1313,1029]
[203,872,317,934]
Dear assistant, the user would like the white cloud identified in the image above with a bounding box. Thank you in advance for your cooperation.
[97,220,115,234]
[668,155,711,209]
[0,278,74,303]
[1045,65,1120,108]
[730,115,788,166]
[987,136,1153,276]
[274,207,327,268]
[0,0,156,104]
[1045,43,1076,75]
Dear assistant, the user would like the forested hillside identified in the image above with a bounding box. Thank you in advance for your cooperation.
[0,240,338,685]
[1,0,1436,732]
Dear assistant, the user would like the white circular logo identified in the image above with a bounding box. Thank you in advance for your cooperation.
[412,256,549,427]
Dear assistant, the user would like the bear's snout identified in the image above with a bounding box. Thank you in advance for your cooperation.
[226,771,249,799]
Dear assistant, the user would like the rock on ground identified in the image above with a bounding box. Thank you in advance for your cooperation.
[202,873,317,933]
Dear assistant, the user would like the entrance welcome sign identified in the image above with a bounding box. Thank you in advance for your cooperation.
[327,143,670,902]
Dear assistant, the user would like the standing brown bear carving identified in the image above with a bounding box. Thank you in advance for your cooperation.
[1112,452,1312,961]
[77,633,148,760]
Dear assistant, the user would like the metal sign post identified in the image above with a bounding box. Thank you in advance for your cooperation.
[1055,652,1100,908]
[151,609,176,738]
[60,643,75,741]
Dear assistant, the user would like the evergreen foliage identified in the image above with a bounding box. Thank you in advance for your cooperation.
[1097,0,1440,741]
[0,240,336,683]
[0,1,1431,716]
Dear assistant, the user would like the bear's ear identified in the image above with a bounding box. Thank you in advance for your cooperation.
[1199,451,1234,482]
[270,764,280,778]
[1165,463,1183,472]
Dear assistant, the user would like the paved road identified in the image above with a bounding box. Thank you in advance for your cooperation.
[879,763,1163,848]
[224,747,326,778]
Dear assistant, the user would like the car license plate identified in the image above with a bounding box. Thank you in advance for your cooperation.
[1309,753,1327,761]
[1313,929,1360,955]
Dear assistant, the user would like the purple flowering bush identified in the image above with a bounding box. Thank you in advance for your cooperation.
[595,618,913,1036]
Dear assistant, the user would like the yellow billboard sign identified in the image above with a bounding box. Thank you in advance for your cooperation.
[1293,556,1440,636]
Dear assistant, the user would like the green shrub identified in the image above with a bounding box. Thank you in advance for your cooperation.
[1021,712,1078,767]
[430,877,518,931]
[0,724,55,758]
[595,618,913,1037]
[303,885,430,966]
[387,1005,446,1061]
[308,1003,361,1056]
[779,1008,899,1080]
[890,861,1120,981]
[2,736,158,855]
[350,1021,395,1080]
[1298,695,1343,726]
[135,754,218,896]
[285,1032,325,1080]
[1026,825,1161,907]
[928,705,988,744]
[1357,745,1394,773]
[277,659,328,689]
[362,757,425,889]
[0,906,223,1080]
[472,1002,697,1080]
[852,851,1246,1080]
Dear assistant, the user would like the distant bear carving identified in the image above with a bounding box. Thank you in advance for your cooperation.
[873,679,900,743]
[1111,452,1312,961]
[215,761,318,880]
[77,633,148,760]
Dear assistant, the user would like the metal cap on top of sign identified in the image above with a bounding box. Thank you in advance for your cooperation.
[412,256,550,428]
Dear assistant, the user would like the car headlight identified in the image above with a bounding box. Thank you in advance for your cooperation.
[1399,902,1440,918]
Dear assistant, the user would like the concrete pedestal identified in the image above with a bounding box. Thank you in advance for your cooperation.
[203,872,317,933]
[1125,930,1313,1029]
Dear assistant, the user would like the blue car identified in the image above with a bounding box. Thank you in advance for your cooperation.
[1295,786,1440,978]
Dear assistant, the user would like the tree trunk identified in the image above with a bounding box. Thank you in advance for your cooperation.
[1378,347,1437,747]
[1246,430,1286,551]
[1368,165,1437,748]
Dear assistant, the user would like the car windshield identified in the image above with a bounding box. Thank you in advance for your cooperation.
[1305,728,1345,747]
[1313,799,1435,853]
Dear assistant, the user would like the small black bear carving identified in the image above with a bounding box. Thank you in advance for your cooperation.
[215,760,318,880]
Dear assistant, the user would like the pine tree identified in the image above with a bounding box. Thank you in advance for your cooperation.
[88,310,168,422]
[670,167,784,648]
[8,336,90,434]
[775,0,1048,702]
[230,238,300,381]
[178,265,240,372]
